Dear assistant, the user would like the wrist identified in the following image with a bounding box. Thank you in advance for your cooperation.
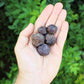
[15,72,42,84]
[15,70,51,84]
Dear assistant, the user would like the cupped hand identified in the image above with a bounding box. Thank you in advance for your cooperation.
[15,2,69,84]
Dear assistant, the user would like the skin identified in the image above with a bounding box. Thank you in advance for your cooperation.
[15,2,69,84]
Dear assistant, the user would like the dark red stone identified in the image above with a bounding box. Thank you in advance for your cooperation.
[37,44,50,56]
[46,34,56,45]
[47,25,57,34]
[32,33,44,47]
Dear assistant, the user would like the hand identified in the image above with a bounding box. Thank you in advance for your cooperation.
[15,2,69,84]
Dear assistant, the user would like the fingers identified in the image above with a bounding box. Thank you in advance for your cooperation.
[15,23,34,49]
[20,23,34,37]
[46,3,63,26]
[35,4,53,33]
[57,21,69,50]
[55,9,67,37]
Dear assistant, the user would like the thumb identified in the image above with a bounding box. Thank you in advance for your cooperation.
[15,23,34,49]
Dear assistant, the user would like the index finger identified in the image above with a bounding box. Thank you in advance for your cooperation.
[34,4,53,33]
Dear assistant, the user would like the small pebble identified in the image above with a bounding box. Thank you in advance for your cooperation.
[32,33,44,47]
[47,25,57,34]
[37,44,50,56]
[38,26,47,35]
[46,34,56,45]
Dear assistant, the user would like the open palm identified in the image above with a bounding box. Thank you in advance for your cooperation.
[15,3,69,84]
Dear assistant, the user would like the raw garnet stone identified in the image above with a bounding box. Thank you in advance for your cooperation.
[37,44,50,56]
[32,33,44,47]
[47,25,57,34]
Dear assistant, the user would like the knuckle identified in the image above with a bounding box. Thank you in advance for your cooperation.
[14,46,16,53]
[14,44,18,53]
[35,20,38,26]
[19,32,22,35]
[65,21,69,27]
[19,32,23,36]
